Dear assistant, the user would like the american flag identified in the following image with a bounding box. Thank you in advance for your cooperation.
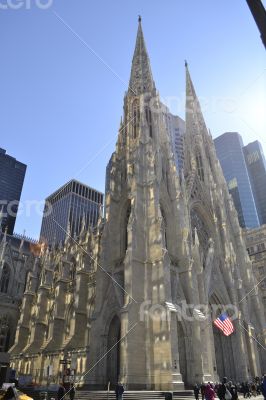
[213,313,234,336]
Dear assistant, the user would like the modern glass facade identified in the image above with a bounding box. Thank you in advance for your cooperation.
[40,179,104,245]
[214,132,259,228]
[163,107,185,174]
[0,148,27,235]
[244,140,266,225]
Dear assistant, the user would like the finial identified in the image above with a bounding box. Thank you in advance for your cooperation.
[185,59,188,68]
[138,15,141,23]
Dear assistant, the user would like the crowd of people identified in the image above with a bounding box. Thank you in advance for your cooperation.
[194,376,266,400]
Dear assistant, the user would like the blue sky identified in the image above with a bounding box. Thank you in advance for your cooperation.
[0,0,265,239]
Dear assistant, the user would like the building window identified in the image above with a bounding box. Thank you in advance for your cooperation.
[145,107,153,138]
[132,100,140,139]
[249,246,254,255]
[160,206,168,249]
[196,152,204,181]
[124,200,131,253]
[0,264,10,293]
[258,266,265,276]
[0,315,10,352]
[258,243,265,252]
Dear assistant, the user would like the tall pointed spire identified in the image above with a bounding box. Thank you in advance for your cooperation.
[184,62,210,181]
[185,62,208,136]
[128,17,155,95]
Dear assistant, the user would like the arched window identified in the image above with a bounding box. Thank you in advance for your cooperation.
[132,100,140,139]
[124,201,132,252]
[145,107,153,137]
[0,315,10,352]
[160,206,168,249]
[65,303,75,339]
[196,152,204,181]
[190,208,210,267]
[0,264,10,293]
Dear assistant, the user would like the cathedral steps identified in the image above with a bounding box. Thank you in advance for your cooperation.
[23,389,194,400]
[74,390,194,400]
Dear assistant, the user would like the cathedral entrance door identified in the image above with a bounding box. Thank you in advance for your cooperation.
[107,315,121,388]
[213,327,235,381]
[213,329,225,380]
[177,322,187,384]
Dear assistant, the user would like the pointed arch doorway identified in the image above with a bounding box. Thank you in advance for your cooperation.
[210,294,236,381]
[107,315,121,388]
[177,321,187,385]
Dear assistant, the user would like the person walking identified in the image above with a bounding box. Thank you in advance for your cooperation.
[3,387,16,400]
[69,384,75,400]
[115,382,124,400]
[201,383,206,400]
[205,384,216,400]
[261,375,266,400]
[228,382,238,400]
[217,377,229,400]
[57,384,65,400]
[194,384,200,400]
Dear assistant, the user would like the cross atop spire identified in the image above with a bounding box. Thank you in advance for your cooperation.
[128,17,155,95]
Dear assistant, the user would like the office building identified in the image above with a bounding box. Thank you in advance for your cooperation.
[164,112,185,173]
[40,179,103,245]
[0,148,27,235]
[244,140,266,225]
[214,132,259,228]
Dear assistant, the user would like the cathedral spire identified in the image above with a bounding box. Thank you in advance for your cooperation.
[128,17,155,95]
[184,62,210,182]
[185,62,208,136]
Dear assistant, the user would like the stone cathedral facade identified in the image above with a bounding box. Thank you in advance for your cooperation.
[10,19,266,390]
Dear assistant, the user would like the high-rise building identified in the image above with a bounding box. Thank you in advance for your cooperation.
[40,179,103,245]
[244,140,266,225]
[0,148,27,235]
[214,132,259,228]
[164,111,185,173]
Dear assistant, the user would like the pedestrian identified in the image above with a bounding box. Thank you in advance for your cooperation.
[115,382,125,400]
[217,377,229,400]
[205,384,216,400]
[57,384,65,400]
[201,383,206,400]
[261,375,266,400]
[251,382,256,397]
[194,384,200,400]
[229,382,238,400]
[3,387,16,400]
[69,384,75,400]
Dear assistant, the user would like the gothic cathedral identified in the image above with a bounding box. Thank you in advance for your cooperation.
[10,18,266,390]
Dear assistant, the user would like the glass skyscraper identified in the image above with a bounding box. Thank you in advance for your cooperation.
[164,112,185,174]
[244,140,266,225]
[40,179,104,245]
[214,132,259,229]
[0,148,27,235]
